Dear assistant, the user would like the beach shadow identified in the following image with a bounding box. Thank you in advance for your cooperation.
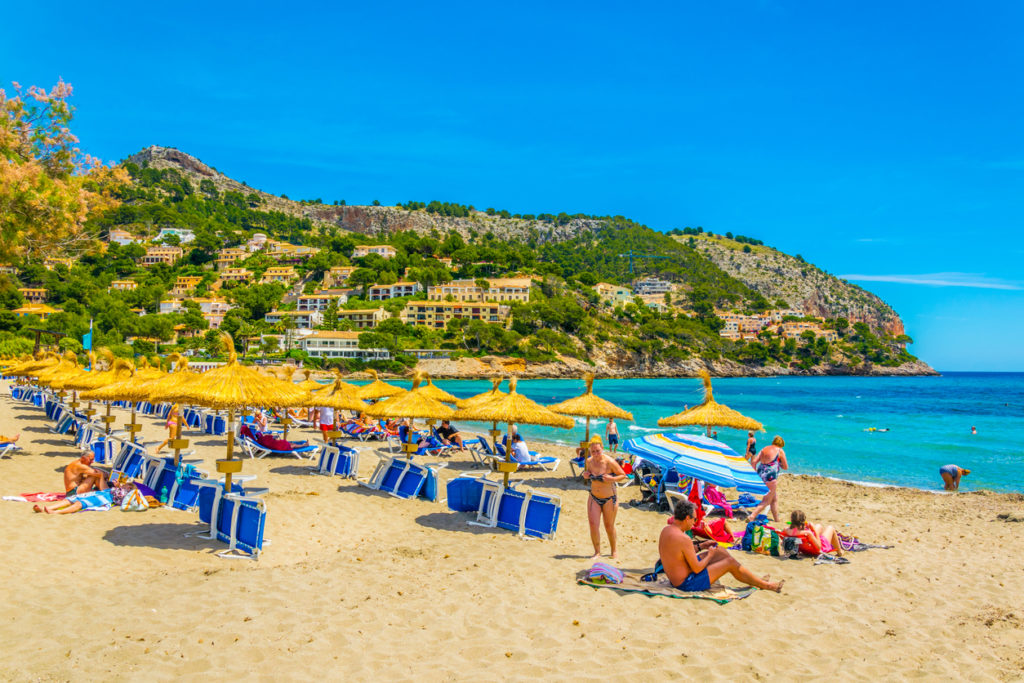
[414,511,499,535]
[103,522,217,551]
[20,425,52,433]
[269,465,315,476]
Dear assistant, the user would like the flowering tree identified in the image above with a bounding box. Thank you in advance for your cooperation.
[0,79,127,263]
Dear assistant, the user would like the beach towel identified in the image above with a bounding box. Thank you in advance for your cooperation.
[4,492,67,502]
[587,562,624,584]
[576,570,757,604]
[837,533,893,552]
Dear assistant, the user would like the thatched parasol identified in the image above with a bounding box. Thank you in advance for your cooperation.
[306,378,369,440]
[453,377,573,485]
[547,373,633,448]
[66,356,133,431]
[5,352,59,378]
[456,377,506,409]
[416,374,459,404]
[80,360,163,442]
[137,354,197,466]
[657,370,763,436]
[164,333,308,490]
[364,371,454,456]
[354,368,405,400]
[295,369,330,393]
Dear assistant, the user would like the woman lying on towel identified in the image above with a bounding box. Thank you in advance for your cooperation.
[240,424,308,452]
[659,501,784,593]
[33,481,135,515]
[783,510,844,557]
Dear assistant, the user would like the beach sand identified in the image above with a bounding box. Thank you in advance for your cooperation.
[2,386,1023,681]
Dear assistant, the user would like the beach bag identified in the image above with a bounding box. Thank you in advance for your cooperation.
[121,485,149,512]
[742,520,781,556]
[587,562,624,585]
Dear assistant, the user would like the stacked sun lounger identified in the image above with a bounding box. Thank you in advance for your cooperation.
[445,473,561,540]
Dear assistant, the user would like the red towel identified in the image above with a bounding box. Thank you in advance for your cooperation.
[19,492,66,502]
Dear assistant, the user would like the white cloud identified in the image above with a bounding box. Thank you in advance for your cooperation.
[840,272,1023,290]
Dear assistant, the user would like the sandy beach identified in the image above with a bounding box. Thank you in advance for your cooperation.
[2,384,1023,681]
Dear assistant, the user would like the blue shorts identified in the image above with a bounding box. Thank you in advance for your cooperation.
[676,568,711,592]
[607,434,619,445]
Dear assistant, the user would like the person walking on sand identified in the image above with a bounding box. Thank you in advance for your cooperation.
[583,437,627,560]
[748,436,788,522]
[605,418,619,454]
[745,431,757,464]
[153,404,183,454]
[939,464,970,491]
[659,501,783,593]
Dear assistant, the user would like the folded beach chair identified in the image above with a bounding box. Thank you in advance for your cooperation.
[496,486,561,539]
[188,476,266,540]
[309,444,360,477]
[165,464,208,511]
[215,493,268,561]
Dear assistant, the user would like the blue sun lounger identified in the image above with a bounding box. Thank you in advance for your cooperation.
[239,433,317,460]
[310,444,360,477]
[360,455,448,501]
[215,493,268,561]
[447,473,562,539]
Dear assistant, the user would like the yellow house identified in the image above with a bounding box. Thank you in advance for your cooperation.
[141,246,183,266]
[43,257,74,271]
[215,248,248,269]
[426,278,531,303]
[352,244,397,259]
[171,276,203,295]
[325,266,356,288]
[261,266,298,284]
[12,304,59,320]
[218,267,252,283]
[110,280,138,291]
[17,287,47,304]
[335,307,390,329]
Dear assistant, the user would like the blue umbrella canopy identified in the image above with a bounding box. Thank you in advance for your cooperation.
[623,432,769,494]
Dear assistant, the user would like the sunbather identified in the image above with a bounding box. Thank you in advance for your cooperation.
[34,489,114,514]
[63,453,108,498]
[0,433,20,445]
[783,510,843,557]
[659,501,784,592]
[583,437,627,560]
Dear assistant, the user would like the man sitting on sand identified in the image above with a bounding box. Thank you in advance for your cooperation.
[63,453,109,499]
[659,501,784,593]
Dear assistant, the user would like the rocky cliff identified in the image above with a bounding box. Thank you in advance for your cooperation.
[125,146,601,243]
[686,234,905,335]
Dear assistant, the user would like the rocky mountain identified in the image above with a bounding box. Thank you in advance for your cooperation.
[685,234,906,336]
[125,146,601,243]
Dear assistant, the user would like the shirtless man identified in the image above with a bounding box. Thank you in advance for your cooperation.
[63,453,109,499]
[659,501,783,593]
[582,438,627,560]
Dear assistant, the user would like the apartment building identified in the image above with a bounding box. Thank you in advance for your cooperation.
[335,307,390,329]
[426,277,531,303]
[217,267,252,284]
[297,331,390,360]
[264,310,324,330]
[110,280,138,292]
[352,244,397,259]
[634,277,673,296]
[215,248,248,269]
[170,276,203,296]
[141,246,183,266]
[325,266,356,288]
[17,287,47,304]
[261,266,297,284]
[400,301,511,329]
[367,281,422,300]
[297,292,349,312]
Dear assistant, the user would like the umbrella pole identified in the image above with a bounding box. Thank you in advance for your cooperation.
[104,402,112,434]
[216,409,242,493]
[129,404,138,443]
[503,422,514,487]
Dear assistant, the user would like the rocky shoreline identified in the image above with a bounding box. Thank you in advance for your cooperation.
[412,355,939,379]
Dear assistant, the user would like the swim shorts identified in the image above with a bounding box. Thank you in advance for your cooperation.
[676,568,711,592]
[608,434,619,445]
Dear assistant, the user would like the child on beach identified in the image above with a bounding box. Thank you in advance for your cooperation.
[605,418,619,453]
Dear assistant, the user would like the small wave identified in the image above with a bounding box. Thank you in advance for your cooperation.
[575,416,605,426]
[628,425,662,432]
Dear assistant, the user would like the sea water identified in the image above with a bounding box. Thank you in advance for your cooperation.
[416,372,1024,494]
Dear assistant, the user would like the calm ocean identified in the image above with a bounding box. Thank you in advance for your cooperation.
[416,373,1024,494]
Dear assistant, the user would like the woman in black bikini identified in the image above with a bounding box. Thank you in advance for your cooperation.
[583,439,627,560]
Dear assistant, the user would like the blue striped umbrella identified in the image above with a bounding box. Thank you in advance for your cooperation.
[623,432,769,494]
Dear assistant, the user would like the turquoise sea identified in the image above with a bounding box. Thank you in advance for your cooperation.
[413,373,1024,494]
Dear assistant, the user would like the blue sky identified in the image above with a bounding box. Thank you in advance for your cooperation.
[4,1,1023,370]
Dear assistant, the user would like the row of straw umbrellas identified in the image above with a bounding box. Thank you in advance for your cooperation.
[1,340,763,489]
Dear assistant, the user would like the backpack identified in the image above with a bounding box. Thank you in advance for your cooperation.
[742,520,781,556]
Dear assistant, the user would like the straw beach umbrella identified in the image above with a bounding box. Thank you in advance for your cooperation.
[137,354,198,466]
[547,373,633,449]
[66,356,133,431]
[453,377,573,486]
[355,368,405,401]
[657,370,763,436]
[165,334,308,490]
[364,371,454,455]
[80,361,162,443]
[305,378,369,440]
[455,377,507,446]
[416,374,459,404]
